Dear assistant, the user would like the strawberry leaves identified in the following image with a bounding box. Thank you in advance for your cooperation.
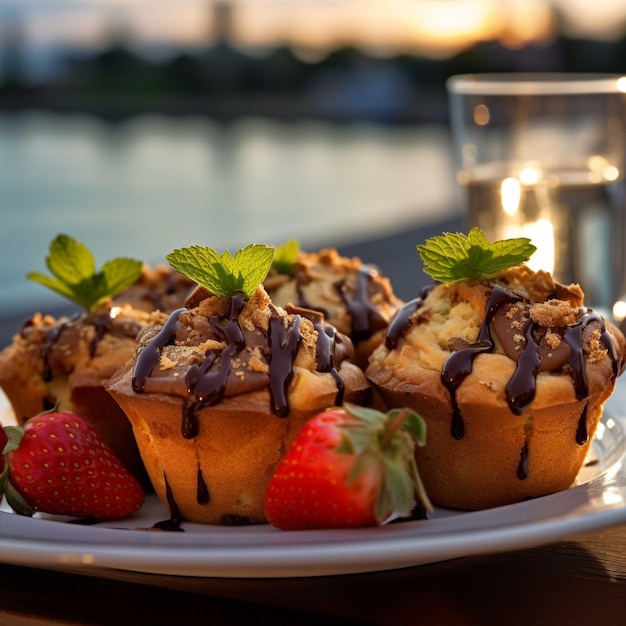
[166,243,274,299]
[27,234,143,312]
[417,227,536,283]
[264,404,432,530]
[340,404,431,524]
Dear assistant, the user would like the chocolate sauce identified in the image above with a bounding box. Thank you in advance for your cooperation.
[152,475,185,532]
[385,285,433,350]
[41,321,70,382]
[89,314,112,358]
[576,403,590,445]
[337,266,387,343]
[314,321,345,406]
[132,308,186,393]
[196,467,210,505]
[442,286,520,439]
[564,310,618,400]
[182,297,246,438]
[39,309,137,382]
[505,319,540,415]
[268,314,302,417]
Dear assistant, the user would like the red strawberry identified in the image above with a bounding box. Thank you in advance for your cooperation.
[264,404,432,530]
[0,411,144,520]
[0,427,7,475]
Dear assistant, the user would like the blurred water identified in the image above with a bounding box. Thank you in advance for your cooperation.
[0,111,458,314]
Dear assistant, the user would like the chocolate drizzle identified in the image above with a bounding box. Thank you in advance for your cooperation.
[182,297,246,438]
[38,308,138,383]
[505,319,540,415]
[442,286,520,439]
[132,307,186,393]
[564,310,618,400]
[268,314,302,417]
[152,474,185,532]
[196,467,210,505]
[41,321,70,382]
[89,314,112,358]
[313,320,345,406]
[337,266,388,342]
[385,285,434,350]
[576,403,590,445]
[294,264,389,344]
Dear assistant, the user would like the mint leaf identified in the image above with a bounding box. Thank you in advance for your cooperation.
[27,234,143,312]
[47,234,96,284]
[417,227,536,283]
[166,243,274,299]
[272,238,300,275]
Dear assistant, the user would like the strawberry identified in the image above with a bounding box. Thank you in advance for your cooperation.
[264,404,432,530]
[0,427,7,476]
[0,411,145,520]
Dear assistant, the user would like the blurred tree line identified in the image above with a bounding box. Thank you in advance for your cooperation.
[1,32,626,124]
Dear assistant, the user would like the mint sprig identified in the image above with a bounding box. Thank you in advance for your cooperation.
[272,238,300,275]
[166,243,274,299]
[417,227,536,283]
[27,234,143,312]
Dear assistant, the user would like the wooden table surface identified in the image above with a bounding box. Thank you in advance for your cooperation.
[2,217,626,625]
[1,522,626,625]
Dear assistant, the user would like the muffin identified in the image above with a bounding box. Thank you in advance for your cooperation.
[0,304,152,484]
[367,232,626,510]
[0,234,156,485]
[106,244,371,525]
[264,245,403,368]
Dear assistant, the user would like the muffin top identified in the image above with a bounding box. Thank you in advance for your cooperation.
[368,231,626,417]
[0,303,152,393]
[264,246,402,344]
[119,243,369,439]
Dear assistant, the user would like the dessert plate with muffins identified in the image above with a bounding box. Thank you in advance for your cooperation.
[0,381,625,578]
[0,231,626,578]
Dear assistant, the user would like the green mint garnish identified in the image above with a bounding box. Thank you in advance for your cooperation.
[272,238,300,275]
[166,243,274,299]
[417,227,536,283]
[27,234,143,312]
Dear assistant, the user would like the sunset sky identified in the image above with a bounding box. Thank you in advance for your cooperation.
[2,0,626,58]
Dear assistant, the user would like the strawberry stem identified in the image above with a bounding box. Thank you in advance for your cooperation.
[380,409,411,449]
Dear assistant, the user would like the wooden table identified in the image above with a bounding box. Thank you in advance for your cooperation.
[2,217,626,624]
[1,523,626,625]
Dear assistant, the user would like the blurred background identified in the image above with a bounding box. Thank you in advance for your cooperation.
[1,0,626,324]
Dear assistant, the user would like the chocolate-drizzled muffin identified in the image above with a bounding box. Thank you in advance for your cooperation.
[106,283,371,526]
[264,248,403,368]
[367,264,626,510]
[0,304,152,484]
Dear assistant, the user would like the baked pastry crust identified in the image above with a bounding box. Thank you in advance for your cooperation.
[367,267,626,510]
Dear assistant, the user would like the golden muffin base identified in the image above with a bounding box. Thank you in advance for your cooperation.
[368,350,616,510]
[107,362,370,525]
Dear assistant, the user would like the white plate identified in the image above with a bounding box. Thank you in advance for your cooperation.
[1,382,626,579]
